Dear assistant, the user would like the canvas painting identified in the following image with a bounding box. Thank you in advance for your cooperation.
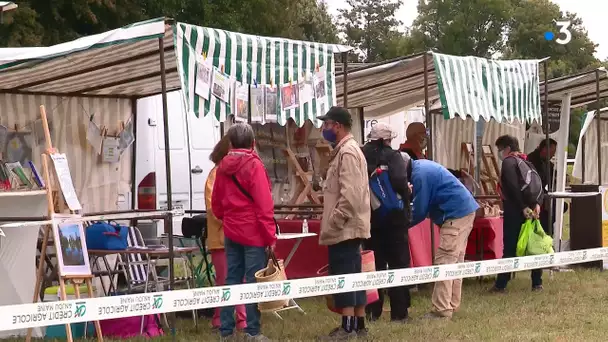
[265,86,278,122]
[281,83,299,111]
[52,215,91,276]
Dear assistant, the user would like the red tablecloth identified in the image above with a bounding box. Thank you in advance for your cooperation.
[274,217,504,279]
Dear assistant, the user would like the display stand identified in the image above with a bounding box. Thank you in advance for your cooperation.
[25,105,103,342]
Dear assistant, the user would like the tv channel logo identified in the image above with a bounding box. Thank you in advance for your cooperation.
[544,20,572,45]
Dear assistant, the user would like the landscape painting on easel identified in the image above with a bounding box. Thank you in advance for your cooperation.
[52,215,91,276]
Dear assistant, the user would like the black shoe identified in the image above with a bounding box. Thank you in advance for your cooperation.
[532,285,543,292]
[488,286,506,294]
[317,327,357,341]
[356,328,369,339]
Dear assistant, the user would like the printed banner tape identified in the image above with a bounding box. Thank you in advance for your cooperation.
[2,247,607,332]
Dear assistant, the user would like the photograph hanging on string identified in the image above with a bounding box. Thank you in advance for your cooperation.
[195,60,213,100]
[265,86,278,122]
[313,70,327,100]
[52,215,91,277]
[281,82,300,111]
[235,83,249,122]
[251,86,265,123]
[211,68,231,103]
[298,77,314,104]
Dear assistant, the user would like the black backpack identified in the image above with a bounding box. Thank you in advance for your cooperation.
[509,156,544,205]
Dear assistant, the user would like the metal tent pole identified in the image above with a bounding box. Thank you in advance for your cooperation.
[342,52,348,109]
[423,52,435,264]
[158,36,176,338]
[595,69,602,186]
[542,61,553,238]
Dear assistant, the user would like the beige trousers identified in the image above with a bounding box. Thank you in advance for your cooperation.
[431,212,475,318]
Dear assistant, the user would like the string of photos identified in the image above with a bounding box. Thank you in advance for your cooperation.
[193,52,330,124]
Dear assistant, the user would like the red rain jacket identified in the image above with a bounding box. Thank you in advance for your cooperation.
[211,149,276,247]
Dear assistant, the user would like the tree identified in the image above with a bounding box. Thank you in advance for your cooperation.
[0,0,339,48]
[408,0,513,57]
[337,0,405,62]
[504,0,598,78]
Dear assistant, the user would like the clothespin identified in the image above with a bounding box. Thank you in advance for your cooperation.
[315,63,320,73]
[270,78,274,87]
[221,64,224,73]
[289,77,292,86]
[202,51,207,60]
[89,114,95,122]
[254,79,258,88]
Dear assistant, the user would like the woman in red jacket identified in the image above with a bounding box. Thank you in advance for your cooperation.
[212,123,276,341]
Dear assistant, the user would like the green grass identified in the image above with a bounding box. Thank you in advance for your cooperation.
[17,268,608,341]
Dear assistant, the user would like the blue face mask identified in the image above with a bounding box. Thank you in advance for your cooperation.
[322,128,337,143]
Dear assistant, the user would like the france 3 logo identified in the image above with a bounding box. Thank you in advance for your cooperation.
[544,20,572,45]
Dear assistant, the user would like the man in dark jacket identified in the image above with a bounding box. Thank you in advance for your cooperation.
[361,123,412,322]
[491,135,543,292]
[527,138,560,236]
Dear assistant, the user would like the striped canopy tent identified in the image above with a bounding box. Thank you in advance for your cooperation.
[174,23,352,127]
[336,52,544,124]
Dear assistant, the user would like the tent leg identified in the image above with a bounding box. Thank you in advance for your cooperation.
[595,69,602,185]
[342,52,348,109]
[423,52,435,264]
[158,36,176,339]
[542,61,553,243]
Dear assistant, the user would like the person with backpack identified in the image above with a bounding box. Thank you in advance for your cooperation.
[403,153,479,320]
[212,123,275,342]
[361,123,412,322]
[490,135,543,293]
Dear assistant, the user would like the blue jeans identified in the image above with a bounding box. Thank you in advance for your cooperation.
[220,238,266,337]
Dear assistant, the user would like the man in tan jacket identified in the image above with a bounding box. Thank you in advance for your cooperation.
[317,107,371,340]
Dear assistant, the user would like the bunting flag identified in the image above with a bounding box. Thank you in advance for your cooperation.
[432,52,543,123]
[174,23,351,127]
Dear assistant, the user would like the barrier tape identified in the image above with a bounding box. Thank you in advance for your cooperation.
[2,247,607,332]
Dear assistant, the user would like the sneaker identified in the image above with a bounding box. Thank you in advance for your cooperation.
[488,286,506,294]
[356,328,369,339]
[219,333,237,342]
[391,316,411,323]
[317,327,357,341]
[243,333,271,341]
[532,285,544,292]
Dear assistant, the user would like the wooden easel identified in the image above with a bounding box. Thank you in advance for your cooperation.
[460,143,500,196]
[26,105,103,342]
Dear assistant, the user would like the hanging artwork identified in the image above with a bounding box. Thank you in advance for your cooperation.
[235,83,249,122]
[86,120,102,155]
[265,86,278,122]
[281,83,300,111]
[313,70,327,101]
[101,136,120,164]
[211,68,231,103]
[195,60,213,100]
[0,125,7,156]
[118,118,135,155]
[5,132,32,166]
[298,78,314,104]
[251,86,265,123]
[50,153,82,211]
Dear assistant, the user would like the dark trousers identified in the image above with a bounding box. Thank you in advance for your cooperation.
[495,205,542,289]
[363,227,411,320]
[328,239,367,309]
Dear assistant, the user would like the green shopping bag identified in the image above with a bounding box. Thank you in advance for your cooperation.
[517,219,554,257]
[516,219,533,257]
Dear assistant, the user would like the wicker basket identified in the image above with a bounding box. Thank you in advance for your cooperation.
[254,251,289,312]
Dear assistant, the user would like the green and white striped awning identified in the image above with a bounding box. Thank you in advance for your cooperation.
[432,52,543,123]
[174,23,351,126]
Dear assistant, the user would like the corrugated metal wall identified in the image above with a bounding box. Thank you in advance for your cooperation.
[0,94,132,212]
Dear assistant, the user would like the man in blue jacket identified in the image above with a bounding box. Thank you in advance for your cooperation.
[404,154,479,320]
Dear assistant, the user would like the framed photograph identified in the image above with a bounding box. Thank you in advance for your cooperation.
[52,215,91,277]
[235,83,249,122]
[280,83,300,111]
[265,86,278,122]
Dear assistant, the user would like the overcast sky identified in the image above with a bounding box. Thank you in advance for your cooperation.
[325,0,608,60]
